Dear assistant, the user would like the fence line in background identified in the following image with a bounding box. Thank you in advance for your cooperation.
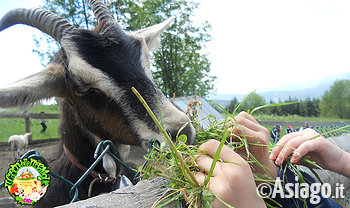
[270,122,350,144]
[0,112,60,133]
[258,120,348,127]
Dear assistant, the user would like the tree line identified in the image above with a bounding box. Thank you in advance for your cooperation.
[224,79,350,119]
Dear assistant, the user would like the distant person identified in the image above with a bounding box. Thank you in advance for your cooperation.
[300,121,310,131]
[271,125,281,144]
[40,111,47,133]
[286,125,296,134]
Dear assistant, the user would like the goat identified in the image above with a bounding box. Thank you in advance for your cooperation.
[8,132,32,160]
[0,1,195,207]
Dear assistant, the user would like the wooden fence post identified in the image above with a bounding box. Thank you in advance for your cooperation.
[24,111,31,133]
[25,116,31,133]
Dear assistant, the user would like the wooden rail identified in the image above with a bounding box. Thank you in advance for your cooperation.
[59,177,176,208]
[0,112,59,133]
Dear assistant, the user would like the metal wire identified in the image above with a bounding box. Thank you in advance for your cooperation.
[0,139,160,204]
[134,139,160,182]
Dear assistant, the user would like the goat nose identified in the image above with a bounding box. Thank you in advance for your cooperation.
[170,123,196,145]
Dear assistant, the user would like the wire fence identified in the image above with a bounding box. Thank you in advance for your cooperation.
[0,139,159,204]
[271,123,350,144]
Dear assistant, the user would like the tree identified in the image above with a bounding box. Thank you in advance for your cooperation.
[240,92,267,114]
[110,0,215,97]
[320,80,350,118]
[269,99,282,116]
[225,97,240,114]
[300,98,320,117]
[34,0,216,97]
[280,97,299,116]
[268,98,302,116]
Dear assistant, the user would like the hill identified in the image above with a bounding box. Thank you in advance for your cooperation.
[209,72,350,107]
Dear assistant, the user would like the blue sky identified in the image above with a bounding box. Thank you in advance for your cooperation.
[1,0,350,95]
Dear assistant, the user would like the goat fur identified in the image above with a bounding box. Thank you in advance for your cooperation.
[0,2,195,207]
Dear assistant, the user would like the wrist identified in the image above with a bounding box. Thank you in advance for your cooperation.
[239,190,267,208]
[250,196,267,208]
[339,152,350,177]
[254,159,278,185]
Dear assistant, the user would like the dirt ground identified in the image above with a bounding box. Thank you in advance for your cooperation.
[0,141,147,199]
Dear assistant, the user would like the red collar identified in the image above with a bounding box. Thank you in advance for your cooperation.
[63,144,104,179]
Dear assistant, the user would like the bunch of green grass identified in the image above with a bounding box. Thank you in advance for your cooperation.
[133,89,346,207]
[133,87,236,207]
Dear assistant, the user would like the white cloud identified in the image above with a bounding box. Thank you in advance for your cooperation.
[0,26,43,86]
[0,0,43,86]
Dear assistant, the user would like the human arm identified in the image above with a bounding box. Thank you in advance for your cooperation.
[194,139,266,208]
[270,128,350,178]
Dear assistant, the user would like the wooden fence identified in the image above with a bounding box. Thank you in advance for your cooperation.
[0,112,60,133]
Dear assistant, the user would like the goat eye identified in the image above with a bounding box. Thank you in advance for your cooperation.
[73,90,85,97]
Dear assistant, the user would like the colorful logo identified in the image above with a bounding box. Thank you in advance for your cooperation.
[4,158,50,205]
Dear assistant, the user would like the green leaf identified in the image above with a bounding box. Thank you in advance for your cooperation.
[202,189,214,202]
[250,101,300,115]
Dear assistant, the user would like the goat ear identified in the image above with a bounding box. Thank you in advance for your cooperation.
[0,64,66,108]
[135,16,175,51]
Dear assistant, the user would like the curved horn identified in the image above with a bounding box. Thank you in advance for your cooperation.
[0,8,74,43]
[89,0,114,23]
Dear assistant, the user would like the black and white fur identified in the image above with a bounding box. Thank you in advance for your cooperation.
[0,1,195,207]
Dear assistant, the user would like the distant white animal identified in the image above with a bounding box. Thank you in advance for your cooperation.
[8,132,32,160]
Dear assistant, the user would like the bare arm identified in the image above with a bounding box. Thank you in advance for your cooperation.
[270,128,350,178]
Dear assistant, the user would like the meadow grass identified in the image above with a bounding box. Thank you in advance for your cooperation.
[254,114,350,123]
[0,104,60,142]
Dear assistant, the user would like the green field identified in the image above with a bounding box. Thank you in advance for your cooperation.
[254,114,350,123]
[1,104,349,142]
[0,105,60,142]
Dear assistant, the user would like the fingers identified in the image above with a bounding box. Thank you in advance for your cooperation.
[234,112,262,132]
[195,140,249,182]
[230,113,269,145]
[194,171,206,186]
[236,111,259,125]
[273,135,308,165]
[199,139,241,163]
[289,140,315,163]
[195,155,222,176]
[270,129,322,165]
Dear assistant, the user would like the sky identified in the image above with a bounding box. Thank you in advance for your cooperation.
[0,0,350,95]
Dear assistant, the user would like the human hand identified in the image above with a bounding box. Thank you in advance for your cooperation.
[194,139,266,208]
[227,112,277,179]
[270,128,350,177]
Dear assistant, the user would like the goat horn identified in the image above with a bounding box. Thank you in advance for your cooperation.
[89,0,114,23]
[0,8,74,43]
